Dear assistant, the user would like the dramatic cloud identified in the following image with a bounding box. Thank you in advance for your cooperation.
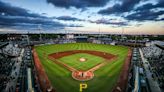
[0,1,84,31]
[125,0,164,21]
[0,0,164,34]
[135,1,164,12]
[98,0,164,22]
[125,10,164,21]
[55,16,83,21]
[0,15,64,27]
[98,0,141,15]
[46,0,109,9]
[89,18,128,26]
[0,1,45,18]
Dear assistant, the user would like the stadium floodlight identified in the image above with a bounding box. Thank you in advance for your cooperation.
[38,24,42,41]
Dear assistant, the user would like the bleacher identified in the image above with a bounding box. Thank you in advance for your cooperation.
[0,54,15,91]
[142,46,164,90]
[2,44,21,57]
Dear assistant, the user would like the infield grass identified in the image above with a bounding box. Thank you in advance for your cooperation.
[35,43,129,92]
[59,53,105,70]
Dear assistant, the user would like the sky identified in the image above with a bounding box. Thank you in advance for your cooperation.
[0,0,164,34]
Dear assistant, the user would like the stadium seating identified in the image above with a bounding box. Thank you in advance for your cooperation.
[0,54,15,91]
[142,46,164,90]
[2,44,21,57]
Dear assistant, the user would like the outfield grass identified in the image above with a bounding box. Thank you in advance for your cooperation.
[59,53,105,71]
[35,43,129,92]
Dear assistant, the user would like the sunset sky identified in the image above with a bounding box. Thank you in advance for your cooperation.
[0,0,164,34]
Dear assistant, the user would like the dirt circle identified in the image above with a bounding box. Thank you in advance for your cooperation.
[72,71,94,81]
[79,57,87,62]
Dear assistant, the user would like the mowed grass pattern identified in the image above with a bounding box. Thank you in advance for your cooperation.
[35,43,129,92]
[59,53,104,71]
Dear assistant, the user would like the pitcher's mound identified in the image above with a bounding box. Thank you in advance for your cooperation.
[79,57,87,62]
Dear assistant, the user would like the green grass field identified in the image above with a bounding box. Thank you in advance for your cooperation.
[35,43,129,92]
[59,53,105,71]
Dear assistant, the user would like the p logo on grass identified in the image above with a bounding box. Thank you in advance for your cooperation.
[80,83,87,92]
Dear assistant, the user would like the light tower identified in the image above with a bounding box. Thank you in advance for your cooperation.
[121,27,124,39]
[98,23,101,40]
[27,31,30,45]
[38,24,42,41]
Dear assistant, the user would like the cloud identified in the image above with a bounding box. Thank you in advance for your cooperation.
[0,15,64,26]
[125,10,164,21]
[135,1,164,12]
[98,0,141,15]
[0,1,45,18]
[0,1,84,31]
[125,0,164,21]
[46,0,109,9]
[55,16,83,21]
[67,24,83,27]
[98,0,164,22]
[89,18,128,26]
[0,1,61,27]
[0,15,65,32]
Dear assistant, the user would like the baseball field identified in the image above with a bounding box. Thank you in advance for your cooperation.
[33,43,130,92]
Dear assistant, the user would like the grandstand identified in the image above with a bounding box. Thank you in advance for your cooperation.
[0,34,163,92]
[141,45,164,91]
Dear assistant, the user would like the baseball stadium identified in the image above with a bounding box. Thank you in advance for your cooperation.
[0,0,164,92]
[1,34,164,92]
[33,43,131,92]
